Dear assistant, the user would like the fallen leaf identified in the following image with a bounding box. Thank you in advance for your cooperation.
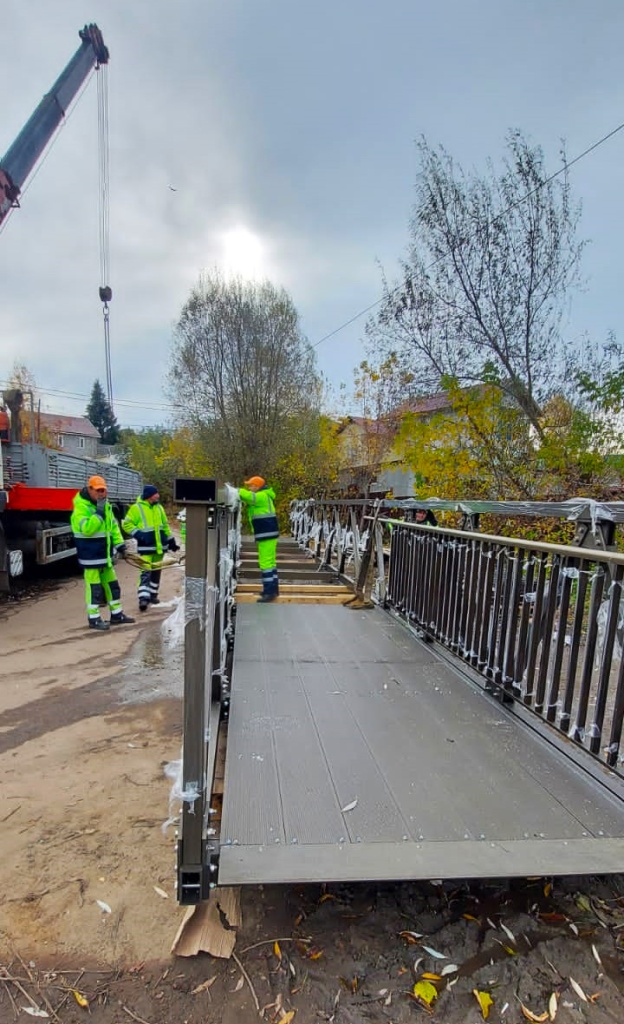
[548,992,558,1021]
[96,900,111,914]
[384,993,392,1006]
[500,923,516,943]
[588,992,601,1004]
[421,972,442,981]
[421,945,447,959]
[377,989,388,997]
[319,893,337,904]
[463,913,479,922]
[412,980,438,1007]
[591,944,603,968]
[569,977,587,1002]
[21,1011,49,1019]
[274,941,282,959]
[568,922,579,936]
[399,930,423,943]
[308,949,324,961]
[192,977,216,995]
[544,882,553,898]
[440,964,459,976]
[234,976,244,992]
[473,989,494,1020]
[520,1003,548,1022]
[153,886,169,899]
[72,990,89,1008]
[575,895,591,913]
[341,799,358,812]
[280,1013,295,1024]
[339,976,358,994]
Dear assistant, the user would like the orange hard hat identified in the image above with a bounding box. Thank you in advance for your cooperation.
[88,475,107,490]
[244,475,265,488]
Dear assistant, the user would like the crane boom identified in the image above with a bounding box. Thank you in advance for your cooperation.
[0,24,109,226]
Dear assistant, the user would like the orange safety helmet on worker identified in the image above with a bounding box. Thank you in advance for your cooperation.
[238,475,280,602]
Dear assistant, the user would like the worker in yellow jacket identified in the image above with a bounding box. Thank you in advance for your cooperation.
[238,475,279,602]
[71,474,135,631]
[123,485,179,611]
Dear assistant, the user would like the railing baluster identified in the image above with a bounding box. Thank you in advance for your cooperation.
[589,565,623,755]
[572,566,606,744]
[546,563,574,724]
[534,556,562,714]
[523,553,548,707]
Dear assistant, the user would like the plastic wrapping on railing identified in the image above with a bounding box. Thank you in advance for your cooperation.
[161,597,185,648]
[220,545,237,596]
[224,481,241,508]
[162,757,203,832]
[185,577,206,628]
[595,595,624,665]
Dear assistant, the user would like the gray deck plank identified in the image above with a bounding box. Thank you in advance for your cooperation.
[220,655,285,847]
[220,603,624,884]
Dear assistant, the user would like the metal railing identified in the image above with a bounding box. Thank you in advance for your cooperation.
[291,496,624,777]
[174,480,240,904]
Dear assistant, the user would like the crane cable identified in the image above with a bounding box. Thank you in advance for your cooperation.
[96,60,113,411]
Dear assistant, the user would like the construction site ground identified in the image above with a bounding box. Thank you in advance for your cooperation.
[1,564,624,1024]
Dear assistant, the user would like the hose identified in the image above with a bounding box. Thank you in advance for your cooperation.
[124,551,185,571]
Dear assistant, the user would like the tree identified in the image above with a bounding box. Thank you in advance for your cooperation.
[86,379,120,445]
[367,132,589,435]
[169,270,321,481]
[394,377,624,503]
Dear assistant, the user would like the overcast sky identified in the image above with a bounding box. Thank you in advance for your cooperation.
[1,1,623,429]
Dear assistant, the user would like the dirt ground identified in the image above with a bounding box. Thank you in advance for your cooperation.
[1,562,624,1024]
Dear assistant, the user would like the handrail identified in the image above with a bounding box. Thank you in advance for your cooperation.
[175,482,240,904]
[291,496,624,779]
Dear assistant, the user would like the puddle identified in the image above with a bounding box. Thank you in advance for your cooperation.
[118,625,183,704]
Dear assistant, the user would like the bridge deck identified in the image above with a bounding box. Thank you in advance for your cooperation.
[219,603,624,885]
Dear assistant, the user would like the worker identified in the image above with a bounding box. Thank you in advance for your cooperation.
[0,404,9,442]
[71,475,135,631]
[238,475,279,602]
[122,484,179,611]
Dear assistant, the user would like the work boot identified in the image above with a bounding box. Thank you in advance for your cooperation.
[150,595,160,605]
[110,612,136,625]
[257,591,277,603]
[88,617,110,631]
[139,601,149,612]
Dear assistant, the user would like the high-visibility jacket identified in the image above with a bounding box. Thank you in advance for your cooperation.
[122,497,172,555]
[71,488,124,568]
[238,485,279,541]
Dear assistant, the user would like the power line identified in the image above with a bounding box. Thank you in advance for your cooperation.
[310,119,624,350]
[0,378,179,413]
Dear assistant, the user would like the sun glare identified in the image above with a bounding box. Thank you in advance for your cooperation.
[221,226,264,280]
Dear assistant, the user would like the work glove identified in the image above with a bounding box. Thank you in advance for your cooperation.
[168,537,180,552]
[96,498,107,515]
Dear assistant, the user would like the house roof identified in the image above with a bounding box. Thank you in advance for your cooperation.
[401,392,453,415]
[39,413,100,438]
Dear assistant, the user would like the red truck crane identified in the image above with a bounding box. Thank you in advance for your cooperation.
[0,26,140,592]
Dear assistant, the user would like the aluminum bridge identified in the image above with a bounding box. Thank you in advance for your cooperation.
[174,487,624,903]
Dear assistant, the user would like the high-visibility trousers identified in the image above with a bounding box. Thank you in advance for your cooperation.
[257,537,278,595]
[84,566,122,622]
[137,553,162,605]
